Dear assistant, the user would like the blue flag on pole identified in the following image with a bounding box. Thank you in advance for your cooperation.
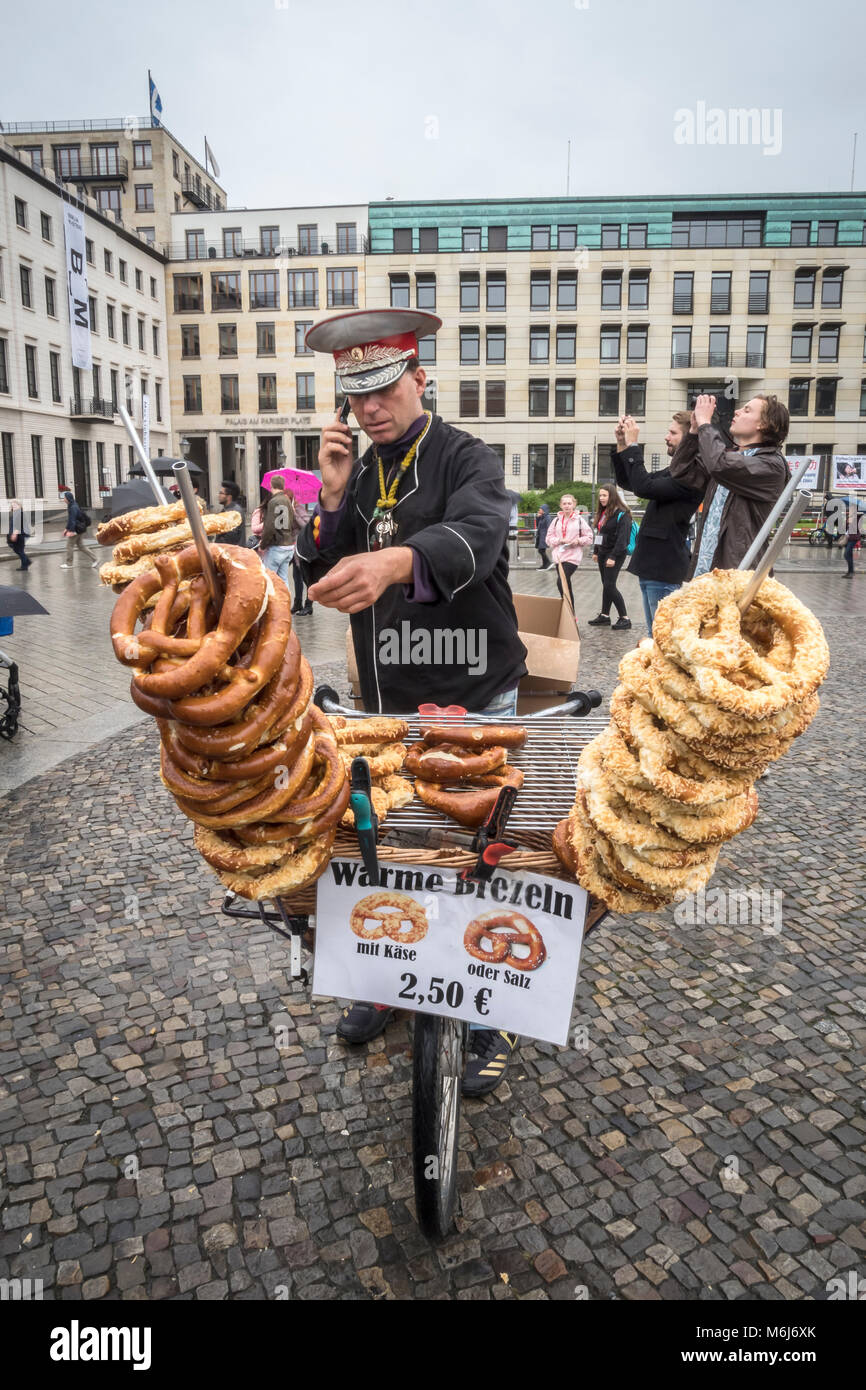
[149,75,163,128]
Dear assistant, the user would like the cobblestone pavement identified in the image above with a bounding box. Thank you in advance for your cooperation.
[0,563,864,1301]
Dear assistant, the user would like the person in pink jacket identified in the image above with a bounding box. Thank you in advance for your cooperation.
[546,494,594,608]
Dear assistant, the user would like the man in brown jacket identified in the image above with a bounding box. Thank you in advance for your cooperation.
[669,393,789,578]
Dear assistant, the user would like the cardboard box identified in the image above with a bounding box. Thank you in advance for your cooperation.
[344,592,580,714]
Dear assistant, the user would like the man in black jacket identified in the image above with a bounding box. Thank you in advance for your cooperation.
[217,480,245,546]
[613,412,704,633]
[297,308,527,1090]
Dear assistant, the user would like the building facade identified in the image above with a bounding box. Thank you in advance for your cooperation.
[0,138,172,511]
[166,205,369,504]
[367,194,866,489]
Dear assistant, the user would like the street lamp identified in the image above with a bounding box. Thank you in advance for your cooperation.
[179,436,191,460]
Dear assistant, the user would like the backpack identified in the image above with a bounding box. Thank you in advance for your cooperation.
[74,511,91,534]
[250,505,265,538]
[627,519,639,554]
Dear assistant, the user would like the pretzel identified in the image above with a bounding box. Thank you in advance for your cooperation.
[170,647,310,760]
[350,891,428,944]
[404,742,507,783]
[421,724,526,750]
[112,513,243,565]
[464,911,545,971]
[609,688,752,805]
[173,730,317,828]
[339,742,407,777]
[214,828,336,901]
[333,718,409,745]
[340,774,414,827]
[98,498,206,546]
[414,766,523,827]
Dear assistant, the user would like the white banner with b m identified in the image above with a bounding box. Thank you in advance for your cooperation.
[62,204,91,371]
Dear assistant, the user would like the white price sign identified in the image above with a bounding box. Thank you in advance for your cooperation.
[313,860,588,1046]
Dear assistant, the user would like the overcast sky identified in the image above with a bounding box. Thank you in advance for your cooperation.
[3,0,863,208]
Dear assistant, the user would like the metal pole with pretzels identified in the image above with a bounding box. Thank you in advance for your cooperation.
[116,402,168,505]
[736,457,813,614]
[172,462,222,612]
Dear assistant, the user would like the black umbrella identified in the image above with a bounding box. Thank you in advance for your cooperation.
[130,455,203,476]
[0,585,49,618]
[105,478,172,517]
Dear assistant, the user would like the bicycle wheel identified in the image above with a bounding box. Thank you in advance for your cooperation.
[411,1014,466,1239]
[808,528,822,547]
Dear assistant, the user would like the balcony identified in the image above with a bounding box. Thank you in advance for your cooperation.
[167,235,369,262]
[670,352,766,374]
[181,177,219,209]
[70,396,114,421]
[56,155,129,182]
[211,293,243,311]
[173,294,204,312]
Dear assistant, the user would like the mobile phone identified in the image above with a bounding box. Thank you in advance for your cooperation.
[339,398,351,424]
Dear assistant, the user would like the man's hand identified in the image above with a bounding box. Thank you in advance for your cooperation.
[689,410,698,434]
[614,417,627,450]
[694,394,716,428]
[318,409,355,510]
[605,558,615,567]
[308,546,415,614]
[623,415,640,446]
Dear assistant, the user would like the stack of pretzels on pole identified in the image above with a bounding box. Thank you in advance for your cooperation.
[553,570,830,914]
[109,539,349,899]
[98,499,243,594]
[404,723,527,828]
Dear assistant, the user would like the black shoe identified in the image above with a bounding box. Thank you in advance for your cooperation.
[298,603,314,615]
[612,617,632,630]
[335,1001,395,1043]
[461,1029,519,1097]
[291,602,302,613]
[587,614,611,626]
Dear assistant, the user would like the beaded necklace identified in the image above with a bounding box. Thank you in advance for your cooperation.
[371,412,432,543]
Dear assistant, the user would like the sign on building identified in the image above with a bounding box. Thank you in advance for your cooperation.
[62,204,91,371]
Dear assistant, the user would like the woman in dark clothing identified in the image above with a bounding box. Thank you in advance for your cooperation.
[535,503,552,568]
[588,485,632,629]
[6,500,31,570]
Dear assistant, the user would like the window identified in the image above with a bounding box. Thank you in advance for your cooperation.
[41,212,52,241]
[459,381,480,416]
[821,269,844,308]
[327,268,357,307]
[20,265,32,309]
[601,271,621,309]
[181,324,200,358]
[788,379,811,416]
[298,225,319,255]
[288,270,317,308]
[45,276,56,317]
[25,344,38,398]
[815,378,838,415]
[336,223,357,253]
[19,146,42,170]
[260,226,280,255]
[745,326,766,368]
[671,328,692,368]
[861,381,866,417]
[14,197,27,228]
[528,444,548,489]
[627,324,647,362]
[90,297,99,333]
[216,228,239,259]
[529,326,549,362]
[2,433,15,496]
[91,144,119,177]
[557,225,577,250]
[54,146,81,178]
[627,223,648,249]
[557,271,577,310]
[486,272,505,311]
[137,317,145,350]
[794,269,816,307]
[249,271,279,309]
[673,271,693,314]
[185,229,205,258]
[393,228,412,253]
[174,273,204,311]
[92,364,102,402]
[818,324,840,361]
[183,376,202,412]
[49,351,61,403]
[31,436,44,497]
[96,187,121,215]
[96,440,107,491]
[220,375,239,411]
[530,272,551,311]
[417,333,436,365]
[599,379,620,415]
[531,226,550,251]
[488,444,505,470]
[748,271,770,313]
[294,321,313,355]
[212,271,241,310]
[133,140,152,168]
[460,273,480,311]
[390,273,410,308]
[113,442,122,485]
[791,324,813,361]
[710,272,731,314]
[554,444,574,480]
[55,437,66,490]
[790,220,810,246]
[419,226,439,252]
[416,273,436,309]
[486,326,506,364]
[135,185,154,212]
[256,322,276,357]
[152,323,159,356]
[101,249,112,277]
[259,374,278,411]
[461,227,481,252]
[556,325,576,362]
[134,268,142,294]
[219,323,238,356]
[625,379,646,415]
[121,311,130,346]
[0,339,8,393]
[110,369,118,411]
[488,225,508,251]
[600,325,620,363]
[296,374,315,411]
[555,379,575,416]
[601,224,620,249]
[486,381,506,417]
[529,380,549,416]
[671,214,762,247]
[816,221,837,247]
[459,327,480,364]
[708,326,729,367]
[119,259,127,284]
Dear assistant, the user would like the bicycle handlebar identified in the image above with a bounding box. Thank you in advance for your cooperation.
[314,684,603,722]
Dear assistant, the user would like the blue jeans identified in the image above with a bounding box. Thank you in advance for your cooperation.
[844,537,857,573]
[474,686,519,718]
[264,544,294,586]
[640,579,680,635]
